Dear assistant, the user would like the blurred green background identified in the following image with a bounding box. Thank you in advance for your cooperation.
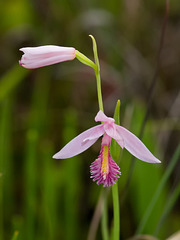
[0,0,180,239]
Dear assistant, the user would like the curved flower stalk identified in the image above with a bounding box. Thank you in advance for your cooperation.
[53,110,160,187]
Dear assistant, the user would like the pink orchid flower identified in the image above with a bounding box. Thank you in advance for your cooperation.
[53,110,160,187]
[19,45,76,69]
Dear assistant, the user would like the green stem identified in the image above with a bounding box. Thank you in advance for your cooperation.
[112,184,120,240]
[89,35,106,239]
[89,35,104,112]
[89,36,120,240]
[95,68,104,112]
[101,190,109,240]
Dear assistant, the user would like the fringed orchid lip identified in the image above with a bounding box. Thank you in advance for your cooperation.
[90,134,121,187]
[53,110,160,187]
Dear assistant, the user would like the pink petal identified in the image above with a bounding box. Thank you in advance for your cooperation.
[53,125,104,159]
[19,45,76,69]
[116,125,161,163]
[104,123,124,148]
[95,110,114,123]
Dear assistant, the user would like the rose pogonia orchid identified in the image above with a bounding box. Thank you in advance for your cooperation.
[19,45,76,69]
[53,110,160,187]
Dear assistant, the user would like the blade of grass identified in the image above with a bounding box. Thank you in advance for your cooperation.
[62,109,82,240]
[122,0,169,199]
[0,98,13,240]
[0,65,28,102]
[111,100,121,161]
[136,143,180,234]
[24,68,50,239]
[11,231,19,240]
[87,188,107,240]
[41,141,57,240]
[154,181,180,236]
[125,105,165,234]
[24,128,38,240]
[111,100,121,240]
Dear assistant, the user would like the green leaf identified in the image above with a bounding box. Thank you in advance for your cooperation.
[111,100,121,240]
[89,35,100,72]
[111,100,121,161]
[11,231,19,240]
[75,50,96,70]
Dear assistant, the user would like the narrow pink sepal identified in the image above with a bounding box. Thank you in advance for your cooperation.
[116,125,161,163]
[19,45,76,69]
[53,125,104,159]
[83,125,105,142]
